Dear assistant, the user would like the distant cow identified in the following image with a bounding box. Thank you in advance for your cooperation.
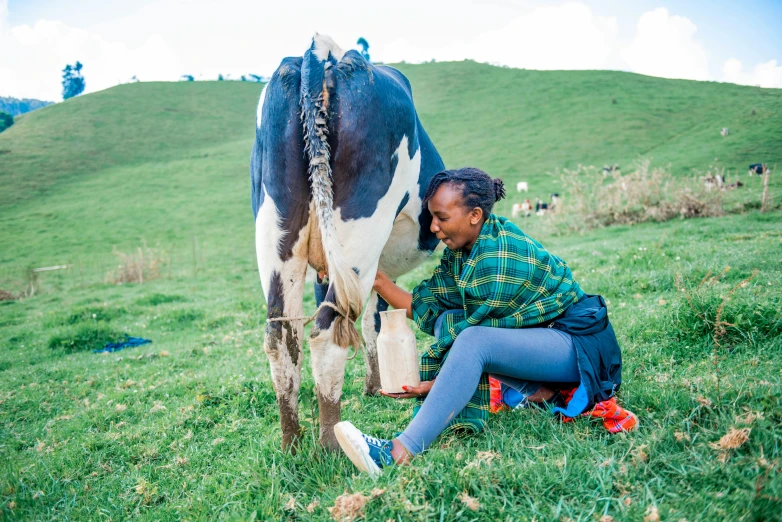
[512,199,532,218]
[535,198,549,216]
[251,34,444,450]
[516,181,529,192]
[749,164,767,176]
[724,181,744,190]
[703,174,724,191]
[550,193,560,208]
[721,128,729,136]
[603,164,620,175]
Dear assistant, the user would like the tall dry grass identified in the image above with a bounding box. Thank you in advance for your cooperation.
[545,161,724,233]
[108,244,166,284]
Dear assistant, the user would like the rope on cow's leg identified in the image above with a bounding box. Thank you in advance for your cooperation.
[267,301,363,359]
[266,301,341,327]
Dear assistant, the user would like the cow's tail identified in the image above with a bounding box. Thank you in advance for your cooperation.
[301,35,362,350]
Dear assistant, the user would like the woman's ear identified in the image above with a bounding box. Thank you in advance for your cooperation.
[469,208,483,225]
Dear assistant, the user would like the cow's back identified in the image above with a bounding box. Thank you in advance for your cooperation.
[326,53,442,252]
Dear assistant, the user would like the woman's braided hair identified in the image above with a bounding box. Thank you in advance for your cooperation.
[422,167,506,221]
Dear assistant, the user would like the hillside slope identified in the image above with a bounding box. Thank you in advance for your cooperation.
[0,63,780,267]
[397,62,781,180]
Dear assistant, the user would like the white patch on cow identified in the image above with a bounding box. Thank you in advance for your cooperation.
[256,83,268,130]
[330,135,423,298]
[310,328,350,403]
[378,194,432,280]
[312,33,345,62]
[255,191,311,317]
[255,194,286,302]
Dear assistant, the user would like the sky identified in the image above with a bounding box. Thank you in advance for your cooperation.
[1,0,781,101]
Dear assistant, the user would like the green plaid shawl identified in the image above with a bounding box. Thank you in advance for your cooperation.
[410,214,584,434]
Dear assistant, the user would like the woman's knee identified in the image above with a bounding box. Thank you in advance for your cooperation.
[447,327,487,363]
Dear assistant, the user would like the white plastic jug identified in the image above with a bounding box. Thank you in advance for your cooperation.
[376,309,421,393]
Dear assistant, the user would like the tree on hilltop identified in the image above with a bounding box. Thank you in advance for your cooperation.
[62,61,86,100]
[357,37,370,62]
[0,111,13,134]
[180,74,195,81]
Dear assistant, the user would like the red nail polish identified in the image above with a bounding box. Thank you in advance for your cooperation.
[402,386,409,391]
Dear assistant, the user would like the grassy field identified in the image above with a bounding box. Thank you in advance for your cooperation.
[1,61,781,520]
[0,62,780,268]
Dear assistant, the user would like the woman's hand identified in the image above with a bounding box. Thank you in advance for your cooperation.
[373,269,414,319]
[380,380,435,399]
[373,270,391,293]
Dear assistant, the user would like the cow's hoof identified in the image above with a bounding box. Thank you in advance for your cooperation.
[281,433,301,455]
[320,431,340,452]
[363,382,381,396]
[363,374,382,396]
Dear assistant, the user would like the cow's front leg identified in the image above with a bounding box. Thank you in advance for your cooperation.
[361,290,388,396]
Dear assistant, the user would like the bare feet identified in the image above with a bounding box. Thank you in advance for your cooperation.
[526,385,556,403]
[391,439,412,465]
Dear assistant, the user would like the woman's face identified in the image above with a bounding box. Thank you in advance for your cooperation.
[427,183,484,251]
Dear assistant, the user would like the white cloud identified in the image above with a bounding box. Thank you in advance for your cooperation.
[621,7,710,81]
[469,3,620,70]
[0,14,183,100]
[1,1,779,101]
[377,2,621,70]
[1,0,627,100]
[722,58,782,88]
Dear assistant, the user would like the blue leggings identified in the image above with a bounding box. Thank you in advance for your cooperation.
[396,311,580,455]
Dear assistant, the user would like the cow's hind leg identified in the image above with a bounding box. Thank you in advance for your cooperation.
[256,201,309,451]
[310,260,381,450]
[309,287,350,451]
[361,290,388,396]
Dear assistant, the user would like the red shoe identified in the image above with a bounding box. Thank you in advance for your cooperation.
[585,397,638,433]
[489,376,508,414]
[556,389,638,433]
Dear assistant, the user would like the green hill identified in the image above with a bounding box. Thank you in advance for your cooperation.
[0,62,780,267]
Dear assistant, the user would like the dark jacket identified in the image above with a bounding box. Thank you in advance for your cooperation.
[550,294,622,417]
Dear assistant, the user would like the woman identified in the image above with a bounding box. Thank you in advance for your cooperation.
[334,167,637,476]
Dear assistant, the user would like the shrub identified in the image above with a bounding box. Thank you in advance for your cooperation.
[0,110,13,133]
[672,268,780,351]
[546,161,724,233]
[108,244,166,284]
[48,324,127,353]
[43,304,132,328]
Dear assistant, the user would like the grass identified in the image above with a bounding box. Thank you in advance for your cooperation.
[0,63,780,268]
[1,212,779,520]
[0,61,781,520]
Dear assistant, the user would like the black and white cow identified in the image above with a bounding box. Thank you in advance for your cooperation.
[251,35,444,450]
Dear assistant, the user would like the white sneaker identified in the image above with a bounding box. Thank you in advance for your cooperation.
[334,421,394,477]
